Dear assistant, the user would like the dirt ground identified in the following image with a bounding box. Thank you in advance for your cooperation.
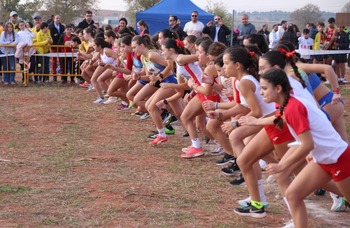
[1,73,350,227]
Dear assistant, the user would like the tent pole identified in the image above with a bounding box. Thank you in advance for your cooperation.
[231,9,235,46]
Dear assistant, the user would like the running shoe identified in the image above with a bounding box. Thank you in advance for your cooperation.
[233,204,266,218]
[93,97,105,104]
[237,196,269,209]
[216,153,236,166]
[79,81,89,88]
[140,113,151,120]
[165,125,175,135]
[149,135,168,145]
[116,103,129,111]
[181,146,204,158]
[330,192,345,212]
[103,96,119,104]
[221,163,240,176]
[229,174,245,186]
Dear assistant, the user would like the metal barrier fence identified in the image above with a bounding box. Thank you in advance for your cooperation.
[0,44,82,86]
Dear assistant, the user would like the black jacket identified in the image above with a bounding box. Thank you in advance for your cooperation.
[77,19,95,29]
[169,24,187,40]
[48,23,65,45]
[203,24,231,44]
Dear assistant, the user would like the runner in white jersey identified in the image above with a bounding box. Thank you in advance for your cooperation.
[261,68,350,228]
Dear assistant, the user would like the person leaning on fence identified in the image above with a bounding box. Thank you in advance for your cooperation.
[0,22,19,85]
[58,24,76,84]
[49,15,65,82]
[15,21,36,83]
[33,22,52,83]
[30,13,43,81]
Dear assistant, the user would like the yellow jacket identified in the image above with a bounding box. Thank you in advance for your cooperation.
[33,29,52,54]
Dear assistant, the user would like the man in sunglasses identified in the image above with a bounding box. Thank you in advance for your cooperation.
[203,15,231,45]
[168,15,187,40]
[184,11,204,38]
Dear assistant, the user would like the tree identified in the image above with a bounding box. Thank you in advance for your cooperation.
[0,0,43,22]
[205,0,231,28]
[43,0,97,24]
[342,1,350,12]
[124,0,161,27]
[290,4,323,30]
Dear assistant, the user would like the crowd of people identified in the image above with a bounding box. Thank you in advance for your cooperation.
[1,9,350,228]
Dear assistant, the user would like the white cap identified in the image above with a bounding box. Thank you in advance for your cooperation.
[10,11,18,17]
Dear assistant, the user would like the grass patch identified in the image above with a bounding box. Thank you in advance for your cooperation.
[0,184,31,194]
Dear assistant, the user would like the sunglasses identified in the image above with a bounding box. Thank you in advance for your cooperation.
[214,18,221,21]
[191,15,198,17]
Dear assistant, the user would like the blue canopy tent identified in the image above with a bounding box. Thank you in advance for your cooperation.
[135,0,214,35]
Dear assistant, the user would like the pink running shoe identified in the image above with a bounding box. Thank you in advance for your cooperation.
[149,135,168,145]
[181,146,204,158]
[79,81,89,88]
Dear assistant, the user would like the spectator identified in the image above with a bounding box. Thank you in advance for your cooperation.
[306,22,317,38]
[16,21,36,82]
[33,22,52,83]
[9,11,19,32]
[77,11,95,29]
[298,28,314,62]
[203,15,231,44]
[324,17,337,65]
[243,33,269,54]
[183,11,204,38]
[281,24,298,48]
[257,24,270,43]
[29,13,43,79]
[311,21,325,64]
[114,17,128,35]
[277,20,287,39]
[268,24,279,49]
[58,24,76,83]
[236,14,256,45]
[49,15,65,82]
[333,25,350,84]
[137,20,150,36]
[47,15,54,25]
[168,15,187,40]
[0,22,20,84]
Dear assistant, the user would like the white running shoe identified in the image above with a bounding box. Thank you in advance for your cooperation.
[93,97,105,104]
[330,192,344,212]
[103,96,119,104]
[282,219,295,228]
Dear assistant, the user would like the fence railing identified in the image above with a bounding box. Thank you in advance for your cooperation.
[0,44,82,86]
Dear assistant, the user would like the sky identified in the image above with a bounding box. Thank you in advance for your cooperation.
[99,0,348,13]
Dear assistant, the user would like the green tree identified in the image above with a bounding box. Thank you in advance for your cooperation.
[290,4,323,29]
[205,0,231,28]
[43,0,97,24]
[0,0,43,22]
[124,0,161,26]
[342,1,350,12]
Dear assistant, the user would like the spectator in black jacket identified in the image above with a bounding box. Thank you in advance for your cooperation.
[48,15,65,81]
[168,15,187,40]
[77,11,95,30]
[202,15,231,45]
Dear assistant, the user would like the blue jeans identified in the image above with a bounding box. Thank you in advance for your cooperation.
[1,55,15,83]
